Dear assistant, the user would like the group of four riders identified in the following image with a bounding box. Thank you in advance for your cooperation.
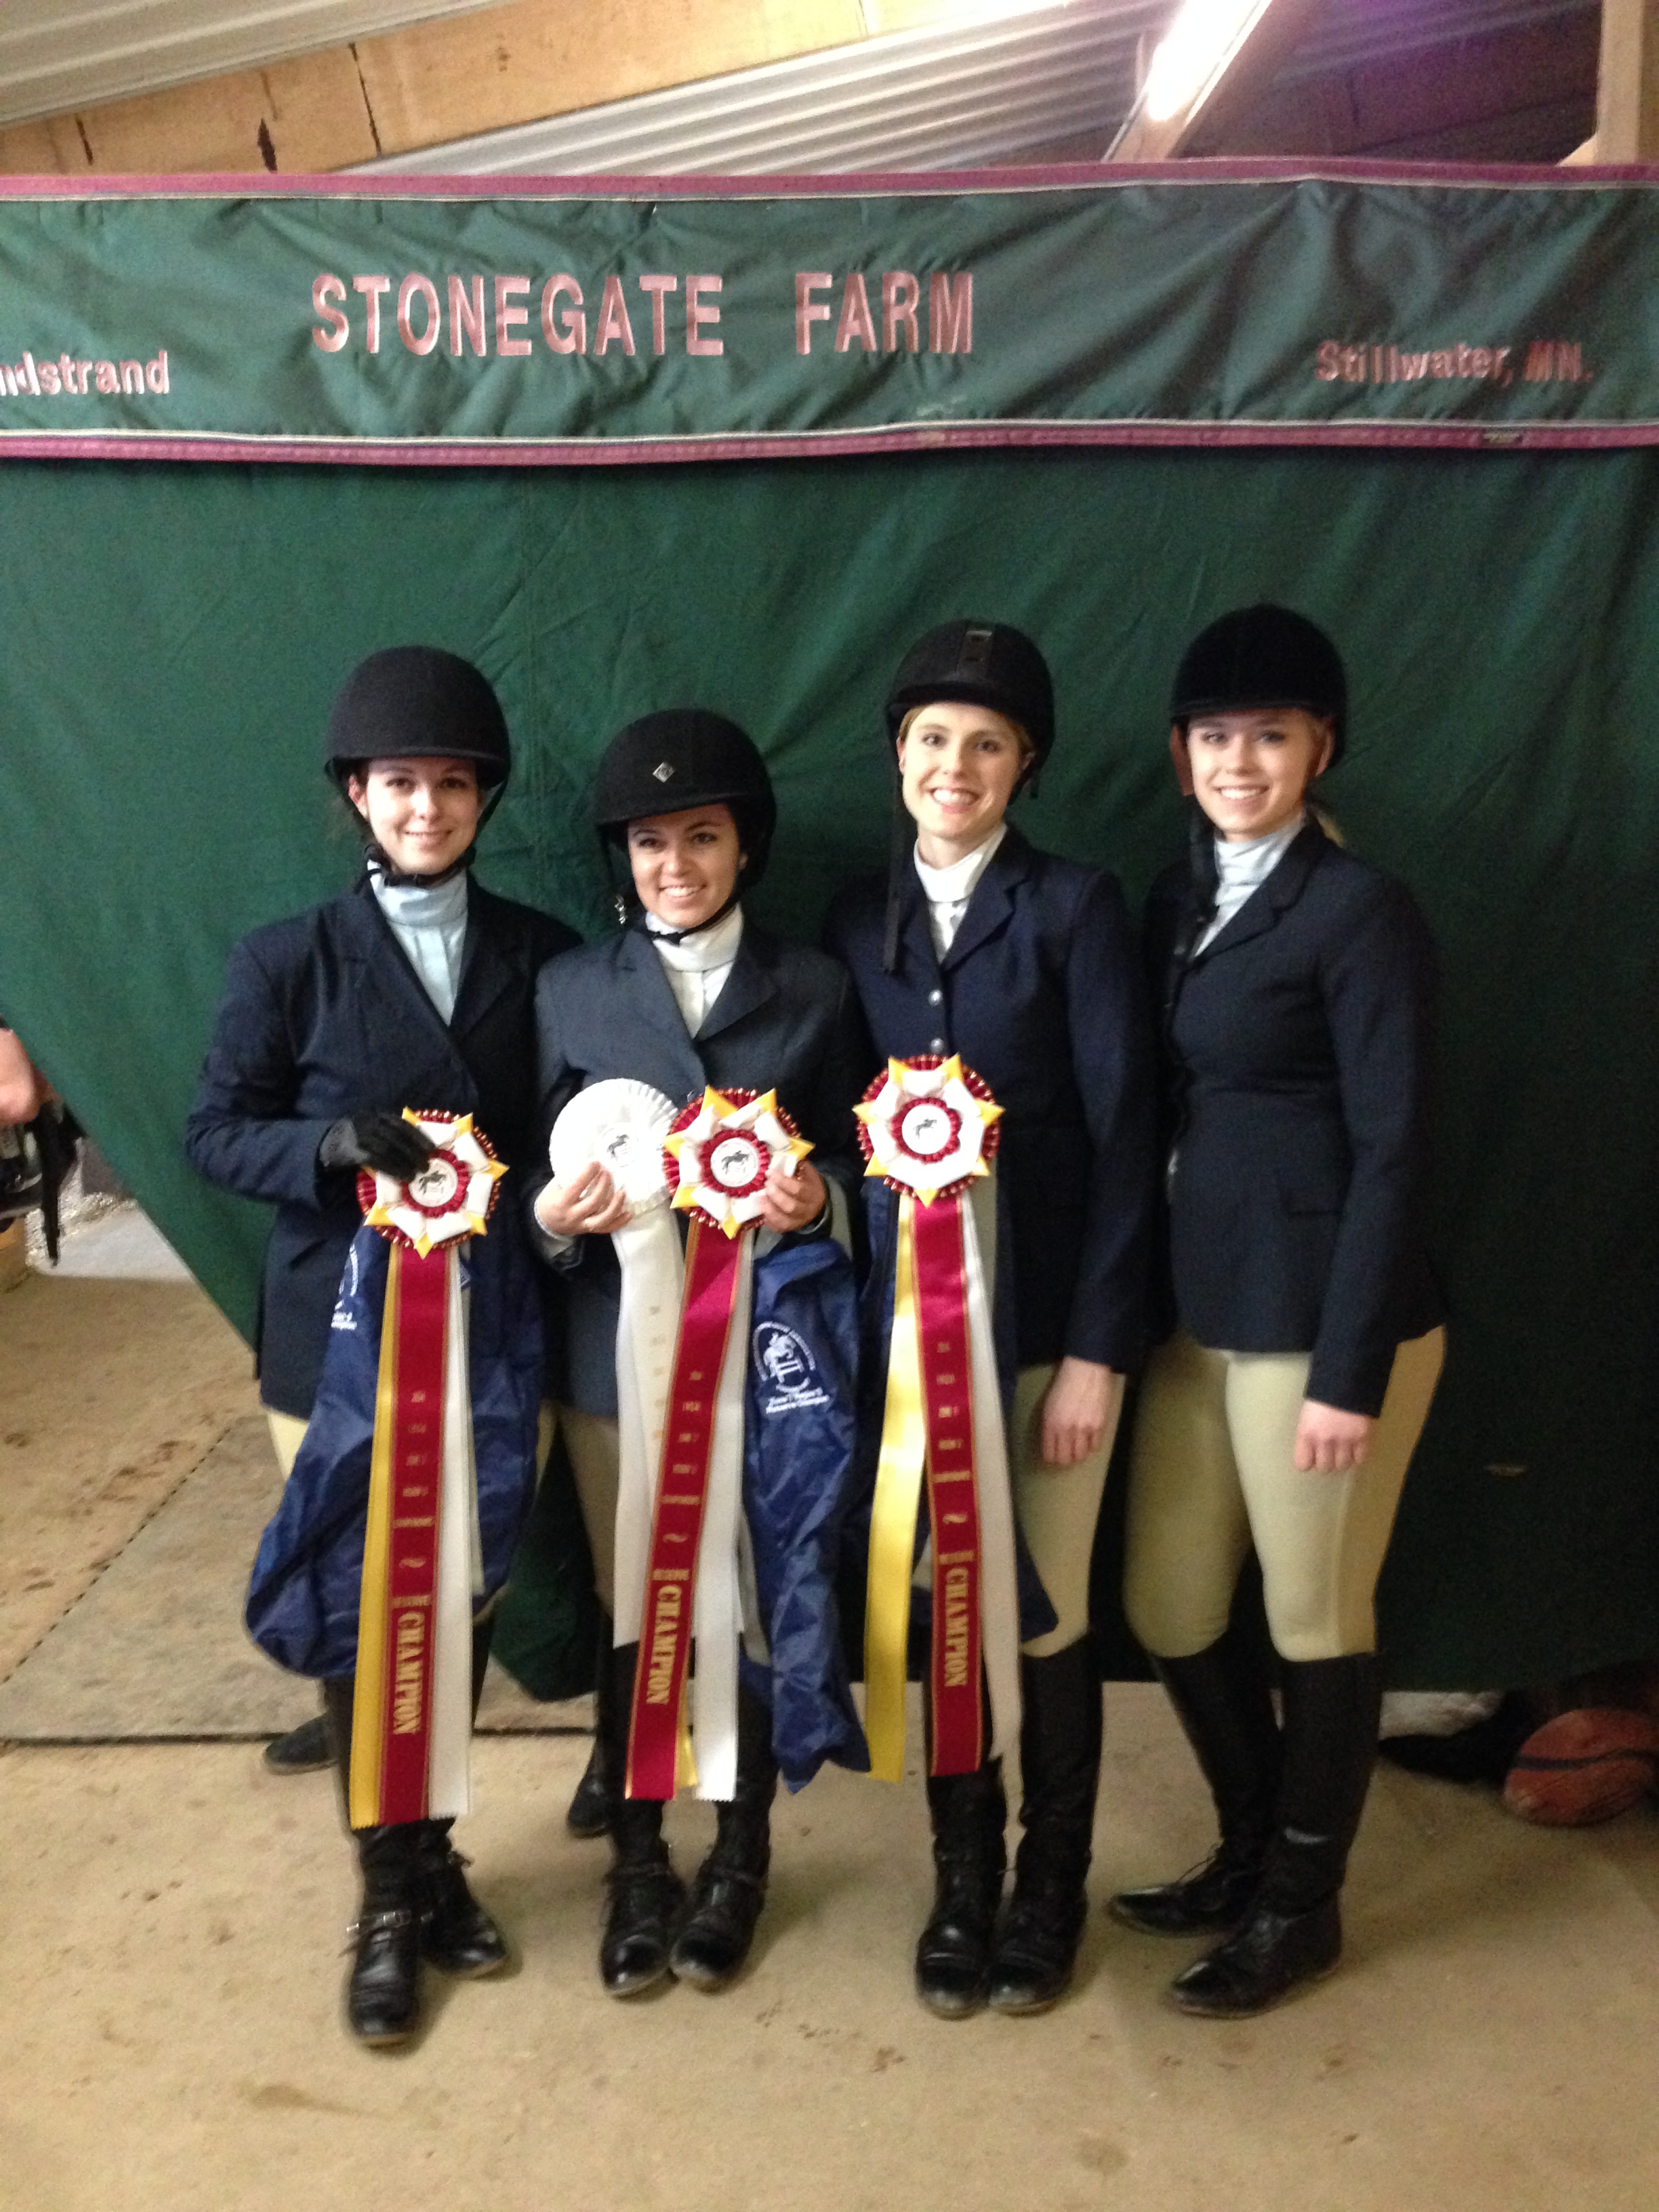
[186,604,1443,2047]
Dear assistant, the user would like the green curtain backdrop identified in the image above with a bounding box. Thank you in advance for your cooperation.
[1,444,1654,1687]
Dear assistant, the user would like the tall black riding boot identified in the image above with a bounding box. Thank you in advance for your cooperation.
[988,1642,1103,2015]
[671,1680,779,1990]
[1111,1625,1283,1937]
[323,1674,424,2045]
[599,1641,685,1996]
[567,1613,618,1839]
[916,1751,1007,2020]
[415,1619,510,1978]
[1171,1654,1380,2018]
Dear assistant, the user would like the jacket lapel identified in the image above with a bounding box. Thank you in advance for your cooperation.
[450,882,517,1041]
[941,825,1033,972]
[614,928,709,1098]
[1189,819,1329,967]
[336,877,454,1053]
[695,926,779,1043]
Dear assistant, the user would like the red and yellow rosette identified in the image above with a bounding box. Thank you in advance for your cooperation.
[857,1056,1022,1782]
[625,1085,813,1803]
[348,1111,506,1829]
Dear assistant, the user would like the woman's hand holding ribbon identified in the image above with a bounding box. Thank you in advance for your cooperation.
[534,1160,632,1238]
[756,1155,827,1235]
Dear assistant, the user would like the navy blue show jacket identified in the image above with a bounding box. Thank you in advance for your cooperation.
[186,874,578,1418]
[1143,819,1444,1418]
[824,825,1156,1374]
[529,920,872,1418]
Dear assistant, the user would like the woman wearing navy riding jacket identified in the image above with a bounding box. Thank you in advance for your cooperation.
[186,647,577,2044]
[529,709,869,2001]
[825,619,1156,2019]
[1113,604,1445,2018]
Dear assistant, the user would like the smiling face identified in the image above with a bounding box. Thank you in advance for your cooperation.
[626,804,743,930]
[896,700,1031,865]
[1174,707,1334,843]
[347,755,483,876]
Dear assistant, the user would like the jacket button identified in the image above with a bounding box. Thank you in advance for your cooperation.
[927,988,943,1005]
[930,1037,945,1052]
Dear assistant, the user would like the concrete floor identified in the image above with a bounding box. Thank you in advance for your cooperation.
[3,1222,1659,2212]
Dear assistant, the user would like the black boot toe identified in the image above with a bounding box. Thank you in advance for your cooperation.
[987,1876,1087,2015]
[1169,1896,1342,2018]
[1109,1846,1263,1937]
[418,1843,509,1978]
[346,1906,423,2045]
[916,1867,1002,2019]
[263,1713,333,1774]
[601,1861,686,1996]
[670,1863,768,1990]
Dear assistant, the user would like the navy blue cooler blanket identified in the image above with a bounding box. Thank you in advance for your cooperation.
[740,1235,870,1790]
[246,1218,544,1679]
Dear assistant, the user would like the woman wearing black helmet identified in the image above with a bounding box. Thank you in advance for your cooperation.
[825,621,1155,2019]
[1112,604,1444,2017]
[528,708,869,1999]
[186,646,578,2044]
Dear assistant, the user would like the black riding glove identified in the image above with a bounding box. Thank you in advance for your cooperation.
[318,1112,435,1181]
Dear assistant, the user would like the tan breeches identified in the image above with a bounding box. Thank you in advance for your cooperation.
[1008,1362,1123,1658]
[557,1369,1120,1659]
[1122,1328,1446,1664]
[265,1410,308,1480]
[559,1404,621,1618]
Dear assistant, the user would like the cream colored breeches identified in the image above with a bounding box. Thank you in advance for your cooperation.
[557,1368,1121,1660]
[1122,1328,1446,1664]
[1008,1363,1122,1658]
[558,1404,621,1618]
[265,1410,308,1481]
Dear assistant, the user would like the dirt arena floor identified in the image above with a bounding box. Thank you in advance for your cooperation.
[3,1218,1658,2212]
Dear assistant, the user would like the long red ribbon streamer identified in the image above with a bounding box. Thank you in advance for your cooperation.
[626,1215,745,1801]
[375,1244,449,1824]
[912,1196,985,1776]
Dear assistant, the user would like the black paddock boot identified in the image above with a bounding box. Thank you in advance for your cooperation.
[413,1822,508,1976]
[1110,1627,1283,1938]
[264,1710,333,1774]
[672,1681,778,1992]
[567,1615,619,1839]
[1171,1654,1380,2019]
[599,1642,684,1997]
[916,1759,1007,2019]
[323,1675,424,2045]
[346,1823,426,2044]
[989,1643,1102,2015]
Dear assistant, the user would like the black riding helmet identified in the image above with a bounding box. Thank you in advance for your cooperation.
[594,709,777,895]
[884,618,1055,773]
[1169,604,1347,768]
[324,645,512,787]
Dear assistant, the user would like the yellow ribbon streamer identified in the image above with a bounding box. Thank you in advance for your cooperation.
[349,1243,403,1828]
[864,1194,930,1782]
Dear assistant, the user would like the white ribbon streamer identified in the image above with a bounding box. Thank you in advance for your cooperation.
[427,1249,478,1820]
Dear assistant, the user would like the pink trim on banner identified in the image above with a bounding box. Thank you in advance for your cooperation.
[0,158,1656,202]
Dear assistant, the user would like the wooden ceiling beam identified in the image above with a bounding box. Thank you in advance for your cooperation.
[0,0,870,176]
[1593,0,1659,159]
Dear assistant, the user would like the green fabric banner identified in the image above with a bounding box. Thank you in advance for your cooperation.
[0,168,1656,455]
[1,443,1656,1689]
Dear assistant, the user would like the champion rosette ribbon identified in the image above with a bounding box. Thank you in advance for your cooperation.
[347,1111,506,1829]
[624,1085,811,1802]
[857,1055,1023,1782]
